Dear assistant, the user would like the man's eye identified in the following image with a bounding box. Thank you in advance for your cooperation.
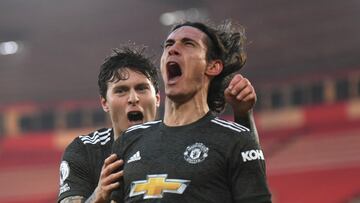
[137,85,149,92]
[115,89,126,94]
[164,41,174,48]
[185,42,194,47]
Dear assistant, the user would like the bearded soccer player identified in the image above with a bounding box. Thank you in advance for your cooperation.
[58,44,260,203]
[111,21,271,202]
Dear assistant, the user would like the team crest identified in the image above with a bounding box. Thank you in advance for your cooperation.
[184,143,209,164]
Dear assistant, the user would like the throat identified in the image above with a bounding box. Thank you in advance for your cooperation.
[164,97,209,127]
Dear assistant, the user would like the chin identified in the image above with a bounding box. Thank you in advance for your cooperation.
[166,92,191,104]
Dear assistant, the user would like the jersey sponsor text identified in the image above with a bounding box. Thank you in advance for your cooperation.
[241,149,264,162]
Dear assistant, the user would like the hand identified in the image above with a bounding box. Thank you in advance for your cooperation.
[224,74,256,117]
[94,154,123,203]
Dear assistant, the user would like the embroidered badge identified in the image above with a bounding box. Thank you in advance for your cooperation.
[184,143,209,164]
[59,161,70,185]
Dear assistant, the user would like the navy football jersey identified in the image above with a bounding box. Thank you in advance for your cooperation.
[58,128,114,202]
[111,112,271,203]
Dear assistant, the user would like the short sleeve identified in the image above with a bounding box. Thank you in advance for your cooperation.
[57,138,94,202]
[228,133,272,203]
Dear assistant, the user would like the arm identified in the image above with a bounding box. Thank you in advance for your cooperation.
[88,154,123,203]
[59,194,107,203]
[225,74,260,143]
[230,133,272,203]
[58,138,94,202]
[60,154,123,203]
[60,196,85,203]
[59,193,106,203]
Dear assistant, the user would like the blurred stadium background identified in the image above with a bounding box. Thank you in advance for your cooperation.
[1,0,360,202]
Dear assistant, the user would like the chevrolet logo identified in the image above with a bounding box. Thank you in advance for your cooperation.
[129,174,190,199]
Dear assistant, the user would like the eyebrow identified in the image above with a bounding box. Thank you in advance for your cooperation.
[113,82,150,89]
[181,37,197,44]
[164,39,174,45]
[164,37,199,46]
[135,83,151,87]
[112,84,128,89]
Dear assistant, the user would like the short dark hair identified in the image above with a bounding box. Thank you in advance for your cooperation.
[98,45,159,99]
[171,20,247,113]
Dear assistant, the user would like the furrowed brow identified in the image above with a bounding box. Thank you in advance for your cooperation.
[164,39,175,46]
[182,37,199,45]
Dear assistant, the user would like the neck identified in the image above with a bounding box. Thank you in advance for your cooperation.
[164,89,210,126]
[113,127,123,141]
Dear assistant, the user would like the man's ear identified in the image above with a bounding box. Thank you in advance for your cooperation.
[155,93,161,108]
[100,96,109,112]
[205,59,223,76]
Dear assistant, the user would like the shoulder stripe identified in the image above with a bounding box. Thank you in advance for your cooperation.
[126,125,151,133]
[144,120,162,125]
[79,128,112,145]
[80,130,111,142]
[81,133,111,143]
[214,118,250,131]
[211,119,249,133]
[100,137,111,145]
[211,120,243,133]
[126,120,162,133]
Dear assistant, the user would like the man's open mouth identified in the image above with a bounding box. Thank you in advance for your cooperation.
[127,111,144,122]
[166,61,182,81]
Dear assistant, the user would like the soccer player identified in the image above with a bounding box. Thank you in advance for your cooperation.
[58,44,258,202]
[58,46,160,203]
[111,21,271,202]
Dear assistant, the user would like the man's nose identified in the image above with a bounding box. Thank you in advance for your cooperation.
[168,43,180,56]
[128,90,139,105]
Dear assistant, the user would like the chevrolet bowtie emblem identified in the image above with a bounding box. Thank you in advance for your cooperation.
[129,174,190,199]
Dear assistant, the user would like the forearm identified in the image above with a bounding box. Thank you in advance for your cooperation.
[59,192,102,203]
[60,196,85,203]
[84,192,97,203]
[234,110,259,144]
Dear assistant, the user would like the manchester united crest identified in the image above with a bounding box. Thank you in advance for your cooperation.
[184,143,209,164]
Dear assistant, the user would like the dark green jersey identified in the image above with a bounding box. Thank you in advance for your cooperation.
[111,112,271,203]
[58,128,114,202]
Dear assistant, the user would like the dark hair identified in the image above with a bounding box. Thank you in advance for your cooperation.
[171,20,247,113]
[98,45,159,99]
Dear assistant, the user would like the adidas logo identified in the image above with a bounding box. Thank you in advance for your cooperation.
[127,151,141,163]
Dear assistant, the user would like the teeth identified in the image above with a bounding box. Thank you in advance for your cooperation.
[167,62,177,68]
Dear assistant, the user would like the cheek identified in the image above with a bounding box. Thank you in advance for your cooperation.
[160,55,166,73]
[142,97,158,117]
[108,98,127,118]
[161,69,166,79]
[109,96,126,107]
